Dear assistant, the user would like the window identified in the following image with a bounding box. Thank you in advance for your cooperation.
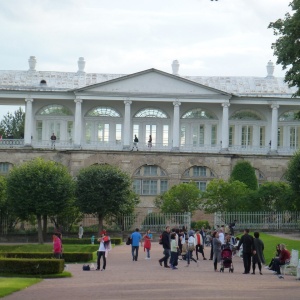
[86,107,120,117]
[229,125,234,146]
[37,105,72,116]
[133,165,168,195]
[182,166,215,191]
[0,162,11,174]
[241,126,253,147]
[211,125,217,146]
[135,108,167,118]
[182,108,216,119]
[260,126,265,147]
[230,110,263,121]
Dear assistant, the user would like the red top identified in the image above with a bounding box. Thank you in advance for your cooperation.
[144,235,151,250]
[279,249,291,263]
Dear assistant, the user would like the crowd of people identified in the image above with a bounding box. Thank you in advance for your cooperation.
[52,221,291,279]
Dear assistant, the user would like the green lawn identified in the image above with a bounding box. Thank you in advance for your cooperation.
[236,232,300,264]
[0,277,42,298]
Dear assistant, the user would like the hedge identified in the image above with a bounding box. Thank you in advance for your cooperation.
[0,258,64,275]
[0,252,93,263]
[63,237,122,245]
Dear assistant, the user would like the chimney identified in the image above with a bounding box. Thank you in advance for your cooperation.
[28,56,37,71]
[77,57,86,73]
[172,60,179,75]
[266,60,275,78]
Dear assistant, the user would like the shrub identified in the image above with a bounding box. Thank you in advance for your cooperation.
[191,220,211,230]
[0,258,64,275]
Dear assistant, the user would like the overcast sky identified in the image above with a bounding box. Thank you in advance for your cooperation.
[0,0,292,119]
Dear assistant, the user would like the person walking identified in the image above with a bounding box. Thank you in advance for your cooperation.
[78,224,84,239]
[132,135,139,151]
[195,229,207,260]
[143,229,152,259]
[252,231,265,275]
[158,226,171,268]
[53,232,63,259]
[237,229,255,274]
[96,230,111,271]
[170,232,179,269]
[50,133,56,149]
[148,135,152,148]
[212,231,221,271]
[131,228,142,261]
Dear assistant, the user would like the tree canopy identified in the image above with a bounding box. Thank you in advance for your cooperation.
[285,150,300,209]
[76,164,139,232]
[0,107,25,138]
[154,182,201,215]
[268,0,300,96]
[230,160,258,190]
[6,158,75,243]
[201,179,249,213]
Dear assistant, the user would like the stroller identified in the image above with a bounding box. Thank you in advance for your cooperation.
[220,247,234,273]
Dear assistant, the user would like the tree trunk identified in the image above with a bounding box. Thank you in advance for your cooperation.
[42,215,48,241]
[98,214,104,234]
[37,214,44,244]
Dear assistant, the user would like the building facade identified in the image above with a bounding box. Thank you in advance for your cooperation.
[0,57,299,213]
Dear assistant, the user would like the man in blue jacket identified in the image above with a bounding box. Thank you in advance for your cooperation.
[131,228,142,261]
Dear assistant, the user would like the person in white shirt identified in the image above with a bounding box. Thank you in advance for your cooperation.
[218,229,225,245]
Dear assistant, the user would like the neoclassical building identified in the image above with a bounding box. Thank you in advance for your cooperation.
[0,56,299,213]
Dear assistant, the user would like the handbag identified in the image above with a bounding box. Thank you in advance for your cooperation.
[82,264,90,271]
[126,237,132,245]
[188,244,195,251]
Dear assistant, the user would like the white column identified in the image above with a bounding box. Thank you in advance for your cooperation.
[221,102,230,150]
[172,100,181,150]
[270,104,279,152]
[24,98,33,146]
[74,97,82,148]
[123,99,132,149]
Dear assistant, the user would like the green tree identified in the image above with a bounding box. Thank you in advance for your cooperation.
[268,0,300,97]
[230,160,258,190]
[0,107,25,138]
[154,182,201,215]
[6,158,75,243]
[255,181,294,211]
[76,164,139,232]
[201,179,249,213]
[285,150,300,209]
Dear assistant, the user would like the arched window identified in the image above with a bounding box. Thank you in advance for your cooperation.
[86,107,121,117]
[182,166,216,191]
[182,108,216,119]
[0,162,13,175]
[230,110,263,120]
[279,110,300,122]
[37,104,72,116]
[133,165,168,195]
[134,108,168,118]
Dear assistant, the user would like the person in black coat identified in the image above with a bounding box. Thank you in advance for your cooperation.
[237,229,255,274]
[158,226,171,268]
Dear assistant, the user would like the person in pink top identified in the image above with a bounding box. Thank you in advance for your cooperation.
[53,233,62,259]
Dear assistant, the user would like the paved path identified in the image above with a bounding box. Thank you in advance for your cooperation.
[4,243,300,300]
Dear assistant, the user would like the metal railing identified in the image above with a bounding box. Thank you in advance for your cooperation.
[0,138,299,156]
[214,211,300,231]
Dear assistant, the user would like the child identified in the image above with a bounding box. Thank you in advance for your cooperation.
[143,229,152,259]
[170,232,179,269]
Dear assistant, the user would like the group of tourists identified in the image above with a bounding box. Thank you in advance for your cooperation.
[51,223,291,279]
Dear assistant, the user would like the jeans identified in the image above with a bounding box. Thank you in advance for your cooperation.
[159,248,170,267]
[97,251,106,270]
[132,246,139,261]
[146,248,150,258]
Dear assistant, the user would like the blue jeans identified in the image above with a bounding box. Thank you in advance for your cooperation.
[132,246,139,261]
[146,248,150,258]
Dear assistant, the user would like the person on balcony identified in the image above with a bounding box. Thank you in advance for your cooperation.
[148,135,152,148]
[51,133,56,149]
[131,135,139,151]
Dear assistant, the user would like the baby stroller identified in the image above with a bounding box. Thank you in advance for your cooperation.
[220,247,234,273]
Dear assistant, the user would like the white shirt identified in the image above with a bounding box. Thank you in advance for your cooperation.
[219,232,225,244]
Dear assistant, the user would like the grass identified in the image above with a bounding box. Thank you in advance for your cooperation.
[236,232,300,264]
[0,278,42,298]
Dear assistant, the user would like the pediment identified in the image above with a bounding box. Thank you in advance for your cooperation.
[74,69,231,97]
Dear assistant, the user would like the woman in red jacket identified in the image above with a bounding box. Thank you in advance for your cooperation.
[272,244,290,278]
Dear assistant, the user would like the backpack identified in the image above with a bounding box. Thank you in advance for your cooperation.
[126,237,132,245]
[159,234,163,245]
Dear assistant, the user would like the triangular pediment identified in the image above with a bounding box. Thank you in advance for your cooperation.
[73,69,231,98]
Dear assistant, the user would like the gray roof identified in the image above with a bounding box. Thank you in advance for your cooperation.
[0,70,296,97]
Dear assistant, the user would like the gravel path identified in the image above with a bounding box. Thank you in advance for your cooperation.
[3,242,300,300]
